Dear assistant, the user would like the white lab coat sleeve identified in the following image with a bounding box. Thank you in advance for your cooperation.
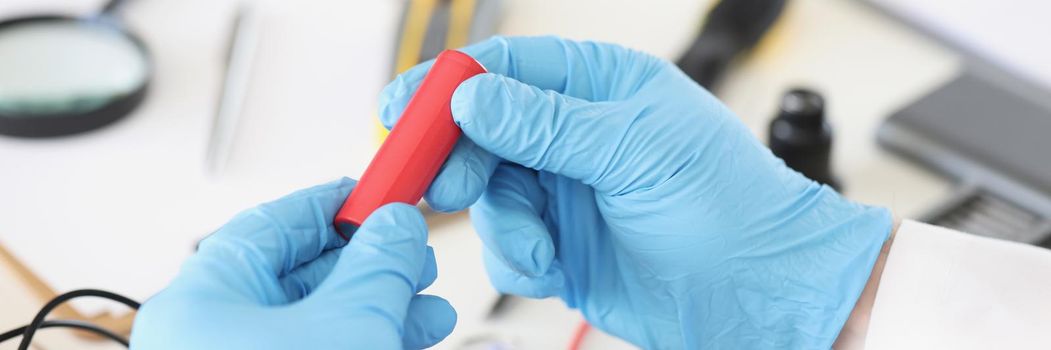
[864,220,1051,349]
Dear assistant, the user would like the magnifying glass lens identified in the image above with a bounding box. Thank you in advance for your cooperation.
[0,20,148,117]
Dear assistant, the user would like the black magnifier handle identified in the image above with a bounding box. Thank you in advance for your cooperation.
[676,0,788,91]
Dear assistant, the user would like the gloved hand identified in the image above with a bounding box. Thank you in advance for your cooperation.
[380,37,893,349]
[130,178,455,349]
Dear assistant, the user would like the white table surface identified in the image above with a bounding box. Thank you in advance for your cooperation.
[1,0,961,349]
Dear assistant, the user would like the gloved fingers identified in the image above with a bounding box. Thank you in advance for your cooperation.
[483,246,565,298]
[278,249,339,301]
[452,73,632,190]
[422,137,500,212]
[402,294,457,349]
[197,178,355,278]
[277,243,438,301]
[312,203,429,324]
[471,164,554,277]
[460,36,665,100]
[417,246,438,293]
[378,60,432,129]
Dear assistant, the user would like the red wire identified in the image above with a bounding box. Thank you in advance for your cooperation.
[567,320,591,350]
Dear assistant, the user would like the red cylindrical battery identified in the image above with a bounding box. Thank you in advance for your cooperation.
[334,50,486,239]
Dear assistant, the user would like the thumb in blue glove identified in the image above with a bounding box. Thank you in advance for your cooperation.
[130,178,455,350]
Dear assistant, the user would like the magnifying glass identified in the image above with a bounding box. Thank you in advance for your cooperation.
[0,0,150,138]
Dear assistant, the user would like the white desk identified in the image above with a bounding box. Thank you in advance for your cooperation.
[0,0,960,349]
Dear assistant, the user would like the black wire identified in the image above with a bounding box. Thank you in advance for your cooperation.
[0,319,129,346]
[17,289,140,350]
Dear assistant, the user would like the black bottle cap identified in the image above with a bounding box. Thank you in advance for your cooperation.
[778,88,825,127]
[768,87,841,191]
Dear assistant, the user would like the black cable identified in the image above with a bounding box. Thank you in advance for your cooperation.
[16,289,140,350]
[0,319,130,346]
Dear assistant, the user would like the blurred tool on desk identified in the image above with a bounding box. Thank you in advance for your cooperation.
[204,3,262,174]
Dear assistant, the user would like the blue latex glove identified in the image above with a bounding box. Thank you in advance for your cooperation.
[380,37,893,349]
[130,178,455,349]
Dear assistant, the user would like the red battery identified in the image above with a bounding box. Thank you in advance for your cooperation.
[335,50,487,239]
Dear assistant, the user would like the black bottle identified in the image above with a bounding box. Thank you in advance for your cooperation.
[768,88,841,190]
